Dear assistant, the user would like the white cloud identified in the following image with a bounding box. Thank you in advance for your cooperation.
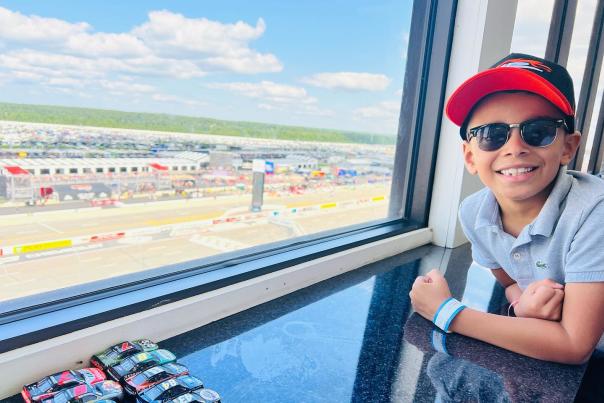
[354,101,400,119]
[302,72,390,91]
[66,33,150,58]
[205,50,282,74]
[0,6,281,93]
[0,50,206,82]
[208,81,316,104]
[0,6,89,43]
[151,93,206,108]
[258,103,280,111]
[133,11,265,54]
[132,10,282,73]
[294,104,335,117]
[99,80,155,94]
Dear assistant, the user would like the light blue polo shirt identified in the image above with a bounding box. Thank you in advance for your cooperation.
[458,167,604,290]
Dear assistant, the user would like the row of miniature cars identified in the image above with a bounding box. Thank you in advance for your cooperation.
[21,339,220,403]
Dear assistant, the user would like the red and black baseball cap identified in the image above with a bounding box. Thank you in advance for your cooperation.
[445,53,576,140]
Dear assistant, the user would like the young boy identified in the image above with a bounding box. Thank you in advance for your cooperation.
[409,53,604,364]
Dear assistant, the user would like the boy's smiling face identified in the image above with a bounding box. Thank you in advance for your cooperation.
[462,92,581,211]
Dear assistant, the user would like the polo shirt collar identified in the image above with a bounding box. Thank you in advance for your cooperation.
[475,190,501,231]
[528,166,572,237]
[473,166,573,236]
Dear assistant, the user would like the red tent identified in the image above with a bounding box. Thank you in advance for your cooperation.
[4,166,30,175]
[149,163,168,171]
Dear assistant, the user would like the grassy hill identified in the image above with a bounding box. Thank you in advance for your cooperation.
[0,102,396,145]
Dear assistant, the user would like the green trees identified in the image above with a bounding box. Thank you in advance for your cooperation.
[0,102,395,145]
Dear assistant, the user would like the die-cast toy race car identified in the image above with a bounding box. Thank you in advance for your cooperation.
[167,388,221,403]
[21,368,106,403]
[38,380,123,403]
[106,350,177,382]
[122,363,189,396]
[90,339,158,371]
[136,375,204,403]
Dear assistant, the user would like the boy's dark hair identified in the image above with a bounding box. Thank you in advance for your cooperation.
[446,53,576,140]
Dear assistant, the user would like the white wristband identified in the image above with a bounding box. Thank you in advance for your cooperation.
[433,297,466,333]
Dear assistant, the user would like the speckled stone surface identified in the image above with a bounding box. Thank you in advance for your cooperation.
[2,243,598,402]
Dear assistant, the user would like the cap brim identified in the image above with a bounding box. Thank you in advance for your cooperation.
[445,67,574,128]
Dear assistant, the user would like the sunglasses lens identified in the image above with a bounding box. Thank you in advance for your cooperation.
[522,120,558,147]
[477,124,509,151]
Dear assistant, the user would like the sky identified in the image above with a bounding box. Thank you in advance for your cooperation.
[0,1,412,135]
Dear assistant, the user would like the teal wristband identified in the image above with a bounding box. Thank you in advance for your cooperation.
[433,297,466,333]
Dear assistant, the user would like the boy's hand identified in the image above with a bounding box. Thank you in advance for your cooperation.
[409,269,452,320]
[514,279,565,321]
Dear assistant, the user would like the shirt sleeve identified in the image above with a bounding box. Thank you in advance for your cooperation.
[458,198,500,269]
[565,199,604,282]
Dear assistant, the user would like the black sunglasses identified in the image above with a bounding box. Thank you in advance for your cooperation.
[466,118,568,152]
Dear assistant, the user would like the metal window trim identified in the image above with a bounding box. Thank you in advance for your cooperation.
[570,0,604,170]
[591,90,604,173]
[388,0,458,226]
[545,0,577,66]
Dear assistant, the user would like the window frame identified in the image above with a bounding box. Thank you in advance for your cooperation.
[0,0,457,354]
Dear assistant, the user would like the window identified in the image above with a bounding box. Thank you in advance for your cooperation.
[96,167,104,173]
[40,169,50,175]
[70,168,78,174]
[0,0,452,354]
[55,168,64,174]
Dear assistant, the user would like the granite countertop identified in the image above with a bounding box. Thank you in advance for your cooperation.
[2,243,599,402]
[156,243,592,402]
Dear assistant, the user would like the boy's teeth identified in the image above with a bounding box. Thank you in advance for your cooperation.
[500,167,535,176]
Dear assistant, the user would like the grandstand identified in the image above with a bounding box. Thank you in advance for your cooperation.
[0,155,210,200]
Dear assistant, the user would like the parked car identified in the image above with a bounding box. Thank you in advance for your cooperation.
[38,380,123,403]
[22,368,106,403]
[136,376,204,403]
[167,389,221,403]
[106,350,176,382]
[122,363,189,396]
[90,339,158,371]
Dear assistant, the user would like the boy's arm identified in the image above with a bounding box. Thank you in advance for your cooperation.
[490,268,523,302]
[449,282,604,364]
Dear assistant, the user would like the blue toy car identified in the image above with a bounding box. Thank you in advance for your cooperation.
[136,375,204,403]
[167,389,221,403]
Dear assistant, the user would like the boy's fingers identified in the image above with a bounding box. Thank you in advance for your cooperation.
[541,279,564,289]
[544,289,565,313]
[532,285,556,305]
[414,275,431,286]
[425,269,443,282]
[526,279,564,294]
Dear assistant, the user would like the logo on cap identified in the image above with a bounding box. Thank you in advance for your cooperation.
[497,58,552,73]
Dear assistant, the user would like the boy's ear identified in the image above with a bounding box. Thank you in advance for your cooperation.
[560,131,582,166]
[462,141,478,175]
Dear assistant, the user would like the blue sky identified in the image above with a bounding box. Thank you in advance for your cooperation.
[0,1,412,134]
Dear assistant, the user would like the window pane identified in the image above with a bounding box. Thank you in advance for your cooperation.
[510,0,555,57]
[0,1,412,304]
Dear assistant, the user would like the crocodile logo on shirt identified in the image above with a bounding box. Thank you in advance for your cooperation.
[535,260,548,270]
